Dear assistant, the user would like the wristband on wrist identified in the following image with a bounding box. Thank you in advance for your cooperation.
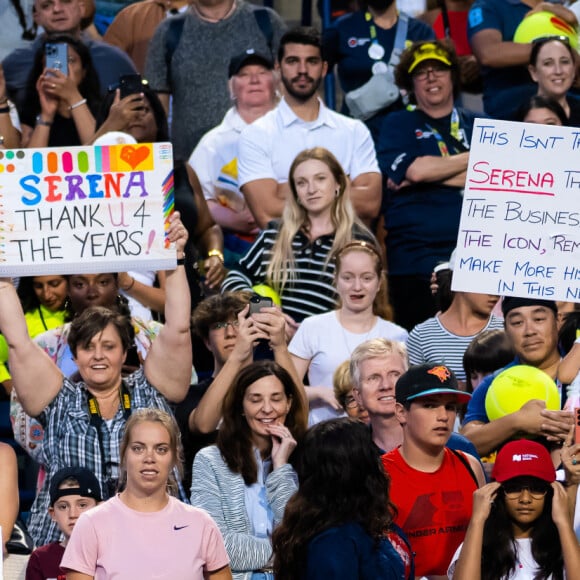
[0,106,9,115]
[207,249,224,263]
[123,277,136,291]
[176,257,186,266]
[69,98,87,111]
[35,115,53,127]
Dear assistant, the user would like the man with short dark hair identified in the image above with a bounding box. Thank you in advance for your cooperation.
[238,26,382,229]
[2,0,136,110]
[462,297,574,457]
[383,363,485,580]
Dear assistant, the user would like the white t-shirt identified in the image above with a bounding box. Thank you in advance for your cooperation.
[448,538,560,579]
[289,310,408,425]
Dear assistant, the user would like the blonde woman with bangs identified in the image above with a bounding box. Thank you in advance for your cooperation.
[221,147,376,335]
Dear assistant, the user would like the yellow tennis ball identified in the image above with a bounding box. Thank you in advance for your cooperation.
[513,11,578,49]
[485,365,560,421]
[252,284,282,307]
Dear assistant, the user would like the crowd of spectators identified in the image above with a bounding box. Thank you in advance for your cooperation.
[3,0,580,578]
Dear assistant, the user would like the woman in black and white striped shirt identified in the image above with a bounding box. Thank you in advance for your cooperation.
[221,147,376,327]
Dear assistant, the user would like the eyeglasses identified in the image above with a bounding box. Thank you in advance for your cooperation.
[412,65,450,81]
[210,320,240,331]
[344,396,359,409]
[502,482,549,500]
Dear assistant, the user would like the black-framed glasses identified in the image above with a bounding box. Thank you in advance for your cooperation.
[344,396,359,410]
[412,65,450,81]
[210,320,240,331]
[502,482,549,500]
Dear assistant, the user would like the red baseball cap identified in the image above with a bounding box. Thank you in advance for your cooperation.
[492,439,555,483]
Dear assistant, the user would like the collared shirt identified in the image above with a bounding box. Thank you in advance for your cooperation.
[189,107,248,203]
[27,368,172,547]
[238,97,380,188]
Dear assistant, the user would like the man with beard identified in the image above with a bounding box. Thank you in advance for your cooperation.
[238,26,382,229]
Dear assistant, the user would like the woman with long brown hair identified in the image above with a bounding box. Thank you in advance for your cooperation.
[190,360,308,580]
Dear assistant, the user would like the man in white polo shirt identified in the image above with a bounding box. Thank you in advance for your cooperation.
[238,26,382,229]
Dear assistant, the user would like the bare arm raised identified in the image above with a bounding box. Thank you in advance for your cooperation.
[0,280,63,417]
[144,212,192,403]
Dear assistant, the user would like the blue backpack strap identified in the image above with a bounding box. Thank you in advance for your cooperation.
[164,14,187,74]
[253,7,274,55]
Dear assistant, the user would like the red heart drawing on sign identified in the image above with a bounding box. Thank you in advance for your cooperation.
[120,145,150,169]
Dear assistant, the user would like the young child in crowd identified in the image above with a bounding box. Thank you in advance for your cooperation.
[25,467,101,580]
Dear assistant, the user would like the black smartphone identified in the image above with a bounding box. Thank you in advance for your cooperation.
[119,74,143,99]
[248,293,273,316]
[45,42,68,75]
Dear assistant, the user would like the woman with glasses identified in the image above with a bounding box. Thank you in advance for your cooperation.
[376,39,477,331]
[222,148,376,336]
[333,360,370,424]
[528,36,580,126]
[20,35,101,148]
[448,438,580,579]
[289,240,407,424]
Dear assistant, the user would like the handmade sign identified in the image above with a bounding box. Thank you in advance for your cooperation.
[0,143,175,276]
[452,119,580,302]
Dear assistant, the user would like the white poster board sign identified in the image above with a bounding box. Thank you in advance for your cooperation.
[452,118,580,302]
[0,142,176,276]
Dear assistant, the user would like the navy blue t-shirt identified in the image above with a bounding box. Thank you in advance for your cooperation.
[467,0,536,119]
[376,107,477,277]
[323,9,434,122]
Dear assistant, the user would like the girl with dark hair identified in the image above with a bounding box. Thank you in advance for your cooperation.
[0,275,68,395]
[528,36,580,127]
[514,94,568,126]
[448,438,580,580]
[62,409,232,579]
[190,360,308,580]
[92,82,226,312]
[20,34,102,147]
[272,418,413,579]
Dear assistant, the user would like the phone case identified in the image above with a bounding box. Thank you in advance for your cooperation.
[45,43,68,74]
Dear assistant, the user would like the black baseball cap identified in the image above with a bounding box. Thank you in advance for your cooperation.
[396,363,472,404]
[501,296,557,318]
[228,49,274,78]
[49,466,103,506]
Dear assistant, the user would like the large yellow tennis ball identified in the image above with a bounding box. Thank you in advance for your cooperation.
[513,11,578,49]
[485,365,560,421]
[252,284,282,307]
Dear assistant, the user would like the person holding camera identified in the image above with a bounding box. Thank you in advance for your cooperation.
[376,39,477,331]
[174,291,306,491]
[20,35,101,148]
[222,147,377,334]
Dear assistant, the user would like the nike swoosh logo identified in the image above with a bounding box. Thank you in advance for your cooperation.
[173,525,189,530]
